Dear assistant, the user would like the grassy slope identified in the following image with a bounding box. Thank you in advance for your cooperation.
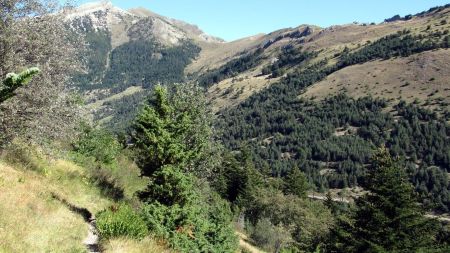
[87,86,144,110]
[0,146,169,253]
[102,238,171,253]
[206,68,281,112]
[0,159,109,252]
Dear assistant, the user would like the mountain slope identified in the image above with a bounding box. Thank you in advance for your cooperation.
[65,3,450,212]
[211,5,450,212]
[193,6,449,112]
[301,49,450,112]
[67,2,450,127]
[65,1,222,128]
[65,1,222,47]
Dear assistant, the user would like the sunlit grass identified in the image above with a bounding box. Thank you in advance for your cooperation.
[0,162,87,252]
[103,237,172,253]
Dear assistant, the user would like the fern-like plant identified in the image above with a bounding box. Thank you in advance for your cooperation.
[0,67,40,103]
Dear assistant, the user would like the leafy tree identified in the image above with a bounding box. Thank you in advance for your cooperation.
[331,148,441,252]
[243,187,333,252]
[250,217,292,252]
[0,0,84,144]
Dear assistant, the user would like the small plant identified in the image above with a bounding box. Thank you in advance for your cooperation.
[73,126,121,165]
[0,67,40,103]
[96,204,148,239]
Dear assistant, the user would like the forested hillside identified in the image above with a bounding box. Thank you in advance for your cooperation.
[66,2,208,129]
[217,21,450,212]
[73,29,201,128]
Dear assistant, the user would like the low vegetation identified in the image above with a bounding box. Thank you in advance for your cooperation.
[199,48,265,88]
[97,204,148,240]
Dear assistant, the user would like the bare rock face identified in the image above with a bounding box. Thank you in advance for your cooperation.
[65,1,133,30]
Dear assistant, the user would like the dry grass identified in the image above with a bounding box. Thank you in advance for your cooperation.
[207,68,280,112]
[87,86,144,110]
[304,9,450,51]
[186,35,266,75]
[0,143,164,252]
[301,49,450,112]
[236,231,267,253]
[0,161,88,252]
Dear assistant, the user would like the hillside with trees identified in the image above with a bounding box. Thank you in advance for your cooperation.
[1,1,450,253]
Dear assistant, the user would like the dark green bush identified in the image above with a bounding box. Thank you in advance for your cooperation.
[96,204,148,239]
[140,166,238,253]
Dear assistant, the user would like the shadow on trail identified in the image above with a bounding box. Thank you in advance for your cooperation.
[51,193,101,253]
[51,193,92,221]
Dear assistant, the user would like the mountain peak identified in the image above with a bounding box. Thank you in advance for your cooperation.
[65,0,132,20]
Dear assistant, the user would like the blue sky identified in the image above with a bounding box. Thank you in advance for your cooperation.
[76,0,450,41]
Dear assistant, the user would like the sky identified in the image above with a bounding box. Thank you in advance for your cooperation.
[75,0,450,41]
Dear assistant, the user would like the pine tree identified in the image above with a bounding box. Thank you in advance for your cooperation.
[284,166,309,198]
[325,192,335,211]
[132,84,212,178]
[132,84,238,252]
[332,148,440,252]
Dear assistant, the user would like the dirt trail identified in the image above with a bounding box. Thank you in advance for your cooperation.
[308,193,450,224]
[84,217,101,253]
[307,194,351,203]
[425,214,450,223]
